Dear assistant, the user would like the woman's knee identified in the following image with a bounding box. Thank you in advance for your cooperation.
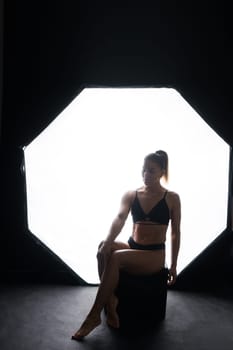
[98,240,105,249]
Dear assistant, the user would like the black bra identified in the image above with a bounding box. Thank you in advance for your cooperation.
[131,190,170,225]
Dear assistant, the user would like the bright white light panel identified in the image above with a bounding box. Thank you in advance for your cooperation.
[24,88,229,284]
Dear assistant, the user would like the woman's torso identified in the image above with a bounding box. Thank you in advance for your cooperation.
[130,187,171,245]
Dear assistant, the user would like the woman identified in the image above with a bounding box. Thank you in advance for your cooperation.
[72,150,181,340]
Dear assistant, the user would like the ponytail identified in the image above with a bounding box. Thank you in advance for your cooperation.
[155,150,169,181]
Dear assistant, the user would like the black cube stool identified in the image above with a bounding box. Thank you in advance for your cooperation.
[115,268,169,330]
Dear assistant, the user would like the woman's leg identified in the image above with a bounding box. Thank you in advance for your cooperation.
[72,249,164,340]
[72,249,122,340]
[97,240,129,281]
[97,241,129,328]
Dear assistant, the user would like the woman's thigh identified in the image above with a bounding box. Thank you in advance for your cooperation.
[98,240,130,253]
[111,241,130,251]
[112,249,165,275]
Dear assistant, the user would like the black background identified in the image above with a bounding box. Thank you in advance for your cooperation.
[1,1,233,290]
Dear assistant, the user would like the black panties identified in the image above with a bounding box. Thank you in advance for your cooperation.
[128,236,165,251]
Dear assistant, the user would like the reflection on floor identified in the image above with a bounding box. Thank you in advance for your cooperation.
[0,284,233,350]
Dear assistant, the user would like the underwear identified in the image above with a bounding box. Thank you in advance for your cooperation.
[130,190,170,225]
[128,236,165,251]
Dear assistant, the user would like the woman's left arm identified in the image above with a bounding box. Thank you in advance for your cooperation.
[168,192,181,285]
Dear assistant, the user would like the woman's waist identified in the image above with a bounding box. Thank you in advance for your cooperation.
[134,222,167,233]
[132,227,166,244]
[128,236,165,250]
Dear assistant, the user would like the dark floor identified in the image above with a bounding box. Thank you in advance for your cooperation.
[0,283,233,350]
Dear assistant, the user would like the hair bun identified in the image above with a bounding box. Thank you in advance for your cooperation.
[155,150,166,156]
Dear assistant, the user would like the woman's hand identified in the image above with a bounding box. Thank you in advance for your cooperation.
[168,266,177,285]
[96,241,112,265]
[97,240,112,255]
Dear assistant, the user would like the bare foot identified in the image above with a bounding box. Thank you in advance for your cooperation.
[71,315,101,341]
[106,296,120,329]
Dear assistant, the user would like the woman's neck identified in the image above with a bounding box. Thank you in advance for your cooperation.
[144,183,163,194]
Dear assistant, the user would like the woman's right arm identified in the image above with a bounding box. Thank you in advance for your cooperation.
[99,190,133,253]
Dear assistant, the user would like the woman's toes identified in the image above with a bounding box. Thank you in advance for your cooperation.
[72,316,101,340]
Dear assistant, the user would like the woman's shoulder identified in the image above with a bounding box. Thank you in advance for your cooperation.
[164,191,181,216]
[122,188,139,202]
[166,190,181,203]
[123,188,138,197]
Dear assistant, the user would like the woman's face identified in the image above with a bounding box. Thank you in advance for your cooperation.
[142,160,163,186]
